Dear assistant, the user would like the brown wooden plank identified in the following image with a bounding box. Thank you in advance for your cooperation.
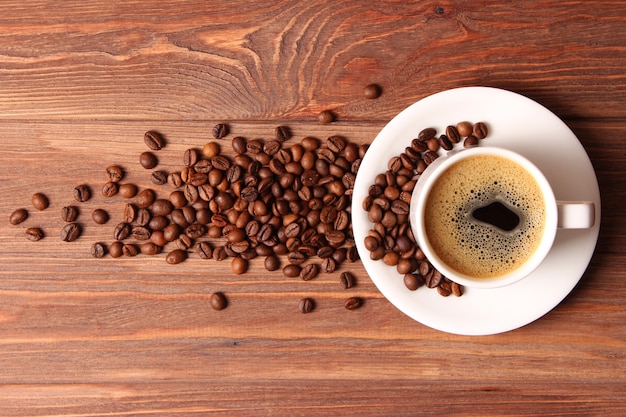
[0,1,625,121]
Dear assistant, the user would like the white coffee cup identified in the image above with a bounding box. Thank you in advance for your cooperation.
[410,146,595,289]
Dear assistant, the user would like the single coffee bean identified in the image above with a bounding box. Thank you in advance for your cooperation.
[183,148,199,167]
[473,122,488,139]
[131,226,151,241]
[211,155,231,171]
[91,242,106,258]
[264,255,280,271]
[445,125,461,143]
[417,127,436,142]
[456,121,473,137]
[32,193,49,210]
[344,297,363,311]
[425,269,443,288]
[25,227,44,241]
[167,172,183,189]
[451,282,463,297]
[439,134,453,151]
[122,243,138,257]
[136,208,151,226]
[150,170,168,185]
[463,135,479,147]
[318,110,334,124]
[144,130,165,150]
[113,222,132,241]
[118,183,138,198]
[109,241,124,258]
[61,206,79,222]
[327,135,346,153]
[197,241,213,259]
[105,165,124,182]
[363,83,381,99]
[210,292,228,311]
[437,282,452,297]
[339,272,356,289]
[212,123,229,139]
[283,264,302,278]
[139,151,158,169]
[231,257,248,275]
[264,140,281,155]
[176,234,193,250]
[102,181,118,197]
[166,248,187,264]
[135,189,156,208]
[92,208,109,224]
[300,263,319,281]
[321,257,336,273]
[203,141,221,158]
[140,242,162,256]
[298,297,314,314]
[61,223,81,242]
[9,208,28,225]
[275,125,291,142]
[423,151,439,165]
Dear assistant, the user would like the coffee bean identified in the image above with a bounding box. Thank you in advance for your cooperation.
[445,125,460,143]
[31,193,49,210]
[451,282,463,297]
[264,255,280,271]
[122,243,138,257]
[61,223,81,242]
[183,148,199,167]
[318,110,334,124]
[231,257,248,275]
[140,242,161,256]
[211,155,231,171]
[464,135,479,147]
[92,208,109,225]
[210,292,228,311]
[148,170,167,185]
[61,206,79,223]
[300,263,319,281]
[423,151,439,165]
[91,242,106,258]
[425,269,443,288]
[105,165,124,183]
[283,264,301,278]
[136,208,150,226]
[113,222,132,241]
[144,130,165,150]
[439,134,453,151]
[102,181,118,197]
[109,241,123,258]
[167,172,183,189]
[25,227,44,241]
[339,271,355,289]
[212,123,229,139]
[404,273,424,291]
[473,122,488,139]
[327,135,346,153]
[9,208,28,225]
[118,183,138,198]
[344,297,363,310]
[139,151,158,169]
[417,127,436,142]
[298,297,314,313]
[166,249,187,264]
[131,226,151,241]
[363,83,381,99]
[135,189,156,208]
[275,125,291,142]
[176,234,192,250]
[197,241,213,259]
[321,257,336,273]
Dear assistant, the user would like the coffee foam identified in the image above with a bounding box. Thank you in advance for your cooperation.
[424,155,546,278]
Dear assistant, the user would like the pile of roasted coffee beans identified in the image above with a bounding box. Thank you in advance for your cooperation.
[361,121,489,297]
[9,122,371,314]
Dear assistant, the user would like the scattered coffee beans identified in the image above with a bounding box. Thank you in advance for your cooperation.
[362,121,489,298]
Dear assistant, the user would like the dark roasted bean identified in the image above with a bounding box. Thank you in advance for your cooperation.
[298,297,314,313]
[25,227,44,241]
[212,123,229,139]
[144,130,165,150]
[61,223,81,242]
[344,297,363,310]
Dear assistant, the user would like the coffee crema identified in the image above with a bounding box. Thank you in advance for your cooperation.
[424,155,546,278]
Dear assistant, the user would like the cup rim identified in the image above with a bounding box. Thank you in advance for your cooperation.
[410,146,558,289]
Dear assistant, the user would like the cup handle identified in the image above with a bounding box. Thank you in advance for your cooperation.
[557,201,595,229]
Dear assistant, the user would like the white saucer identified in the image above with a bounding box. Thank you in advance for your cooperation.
[352,87,601,336]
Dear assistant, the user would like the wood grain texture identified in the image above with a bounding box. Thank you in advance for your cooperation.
[1,1,625,416]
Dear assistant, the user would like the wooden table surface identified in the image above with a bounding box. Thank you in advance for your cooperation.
[1,1,625,415]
